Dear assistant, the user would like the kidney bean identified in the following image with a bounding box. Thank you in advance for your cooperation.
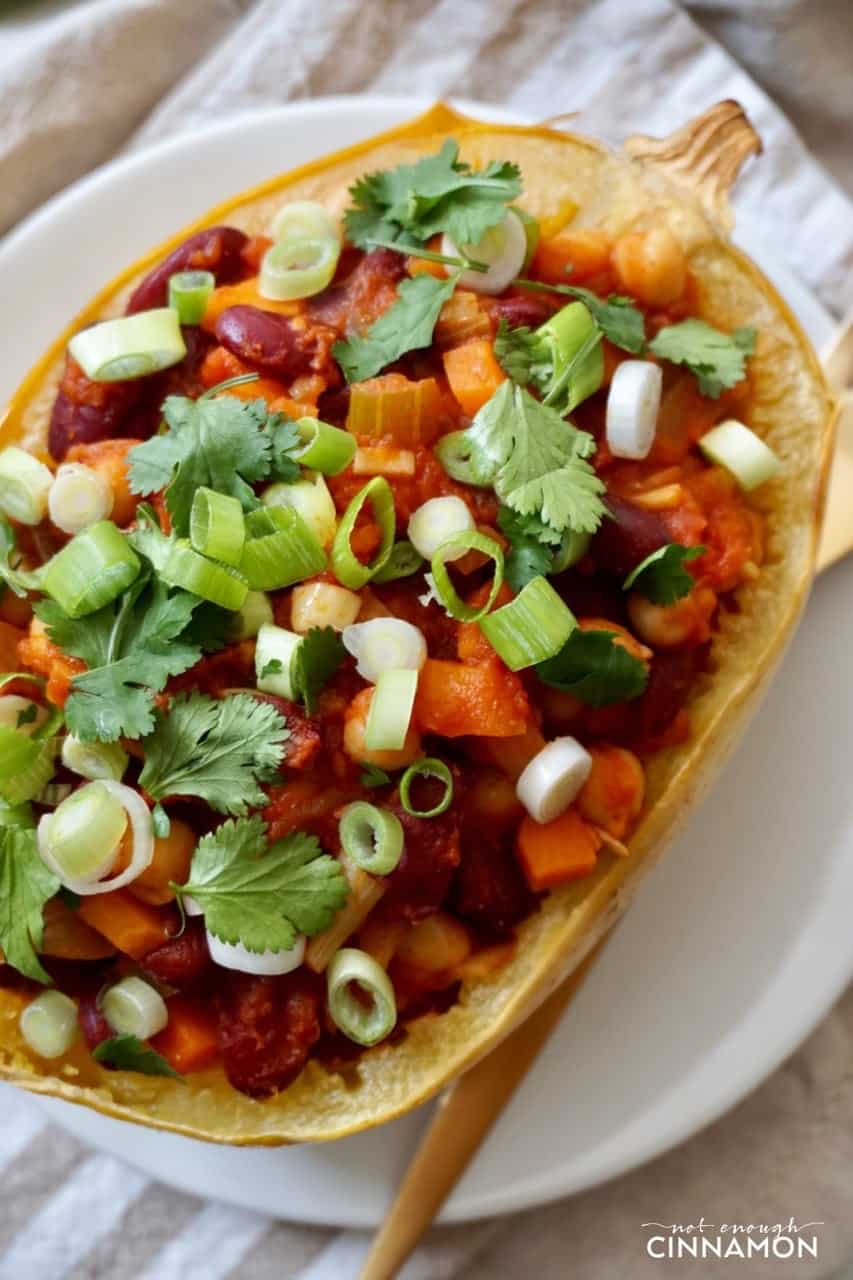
[382,808,461,923]
[214,305,323,380]
[78,990,111,1050]
[451,835,538,940]
[250,693,322,770]
[48,354,145,460]
[486,292,558,330]
[591,495,671,578]
[635,647,704,738]
[217,971,322,1099]
[126,226,249,314]
[142,920,212,991]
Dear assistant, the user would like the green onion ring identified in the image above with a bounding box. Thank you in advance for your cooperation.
[161,539,248,610]
[430,530,504,622]
[168,270,215,325]
[338,801,404,876]
[293,417,357,476]
[327,947,397,1046]
[331,477,396,590]
[259,236,340,302]
[434,431,493,487]
[189,487,246,567]
[41,521,141,618]
[479,575,576,671]
[399,757,454,818]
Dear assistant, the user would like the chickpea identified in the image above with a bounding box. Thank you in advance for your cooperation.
[578,745,645,839]
[343,686,422,769]
[612,227,687,307]
[627,586,717,649]
[397,912,472,972]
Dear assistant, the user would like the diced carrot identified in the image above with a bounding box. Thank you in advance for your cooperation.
[67,438,141,526]
[414,658,530,738]
[241,235,274,272]
[201,279,302,331]
[532,229,612,285]
[121,819,197,907]
[475,721,546,780]
[515,807,601,891]
[222,375,289,404]
[41,898,116,960]
[199,345,244,387]
[457,580,513,661]
[352,446,416,477]
[442,339,506,416]
[269,396,319,419]
[0,620,25,672]
[151,996,220,1074]
[77,891,173,960]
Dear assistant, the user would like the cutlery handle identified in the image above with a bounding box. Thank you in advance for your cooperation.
[358,942,606,1280]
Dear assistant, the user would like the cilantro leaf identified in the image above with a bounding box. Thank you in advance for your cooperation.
[493,321,551,388]
[497,506,555,592]
[360,763,391,788]
[560,288,647,354]
[139,692,289,815]
[93,1035,183,1080]
[36,576,203,742]
[270,418,303,484]
[128,508,230,655]
[334,273,458,383]
[648,320,755,398]
[623,544,705,605]
[128,395,276,535]
[536,629,649,708]
[344,140,522,251]
[179,817,348,953]
[466,383,606,537]
[0,827,59,983]
[292,627,346,714]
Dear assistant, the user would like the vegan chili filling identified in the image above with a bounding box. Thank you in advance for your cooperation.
[0,142,777,1099]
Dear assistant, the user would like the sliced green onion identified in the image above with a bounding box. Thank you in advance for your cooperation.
[101,976,168,1040]
[226,590,274,641]
[68,308,187,382]
[342,618,426,683]
[36,779,153,896]
[48,462,113,535]
[0,448,54,526]
[38,781,126,883]
[408,496,474,561]
[162,539,248,610]
[0,695,49,736]
[327,947,397,1046]
[441,210,528,295]
[292,418,357,476]
[399,757,454,818]
[262,474,337,549]
[373,540,424,583]
[0,727,56,805]
[479,576,576,671]
[168,270,215,325]
[239,506,326,591]
[259,236,340,301]
[430,530,504,622]
[255,623,302,700]
[539,301,604,413]
[698,419,781,491]
[364,669,418,752]
[20,991,79,1058]
[514,207,541,271]
[0,798,35,829]
[41,521,141,618]
[434,431,493,487]
[270,200,340,244]
[551,529,592,573]
[338,802,404,876]
[331,477,395,590]
[61,734,128,782]
[189,487,246,567]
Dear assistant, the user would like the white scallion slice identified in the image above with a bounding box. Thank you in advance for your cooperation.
[262,473,338,548]
[101,976,168,1040]
[48,462,114,534]
[206,930,306,976]
[0,447,54,526]
[441,209,528,295]
[19,990,79,1059]
[270,200,340,244]
[408,496,474,561]
[68,308,187,382]
[605,360,663,460]
[61,735,128,782]
[259,236,340,301]
[698,419,781,491]
[37,780,153,895]
[364,669,419,752]
[327,947,397,1046]
[343,618,427,684]
[516,737,593,824]
[255,623,302,700]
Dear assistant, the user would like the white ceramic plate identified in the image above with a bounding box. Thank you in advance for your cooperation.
[2,98,846,1228]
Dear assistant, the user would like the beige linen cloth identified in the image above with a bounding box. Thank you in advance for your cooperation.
[2,2,853,1277]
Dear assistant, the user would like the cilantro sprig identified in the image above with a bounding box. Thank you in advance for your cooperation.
[0,827,59,984]
[536,629,649,708]
[334,273,457,383]
[648,320,755,399]
[93,1035,183,1080]
[344,140,521,252]
[291,627,346,714]
[175,816,348,954]
[623,544,705,605]
[461,382,607,539]
[139,693,290,816]
[497,506,557,592]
